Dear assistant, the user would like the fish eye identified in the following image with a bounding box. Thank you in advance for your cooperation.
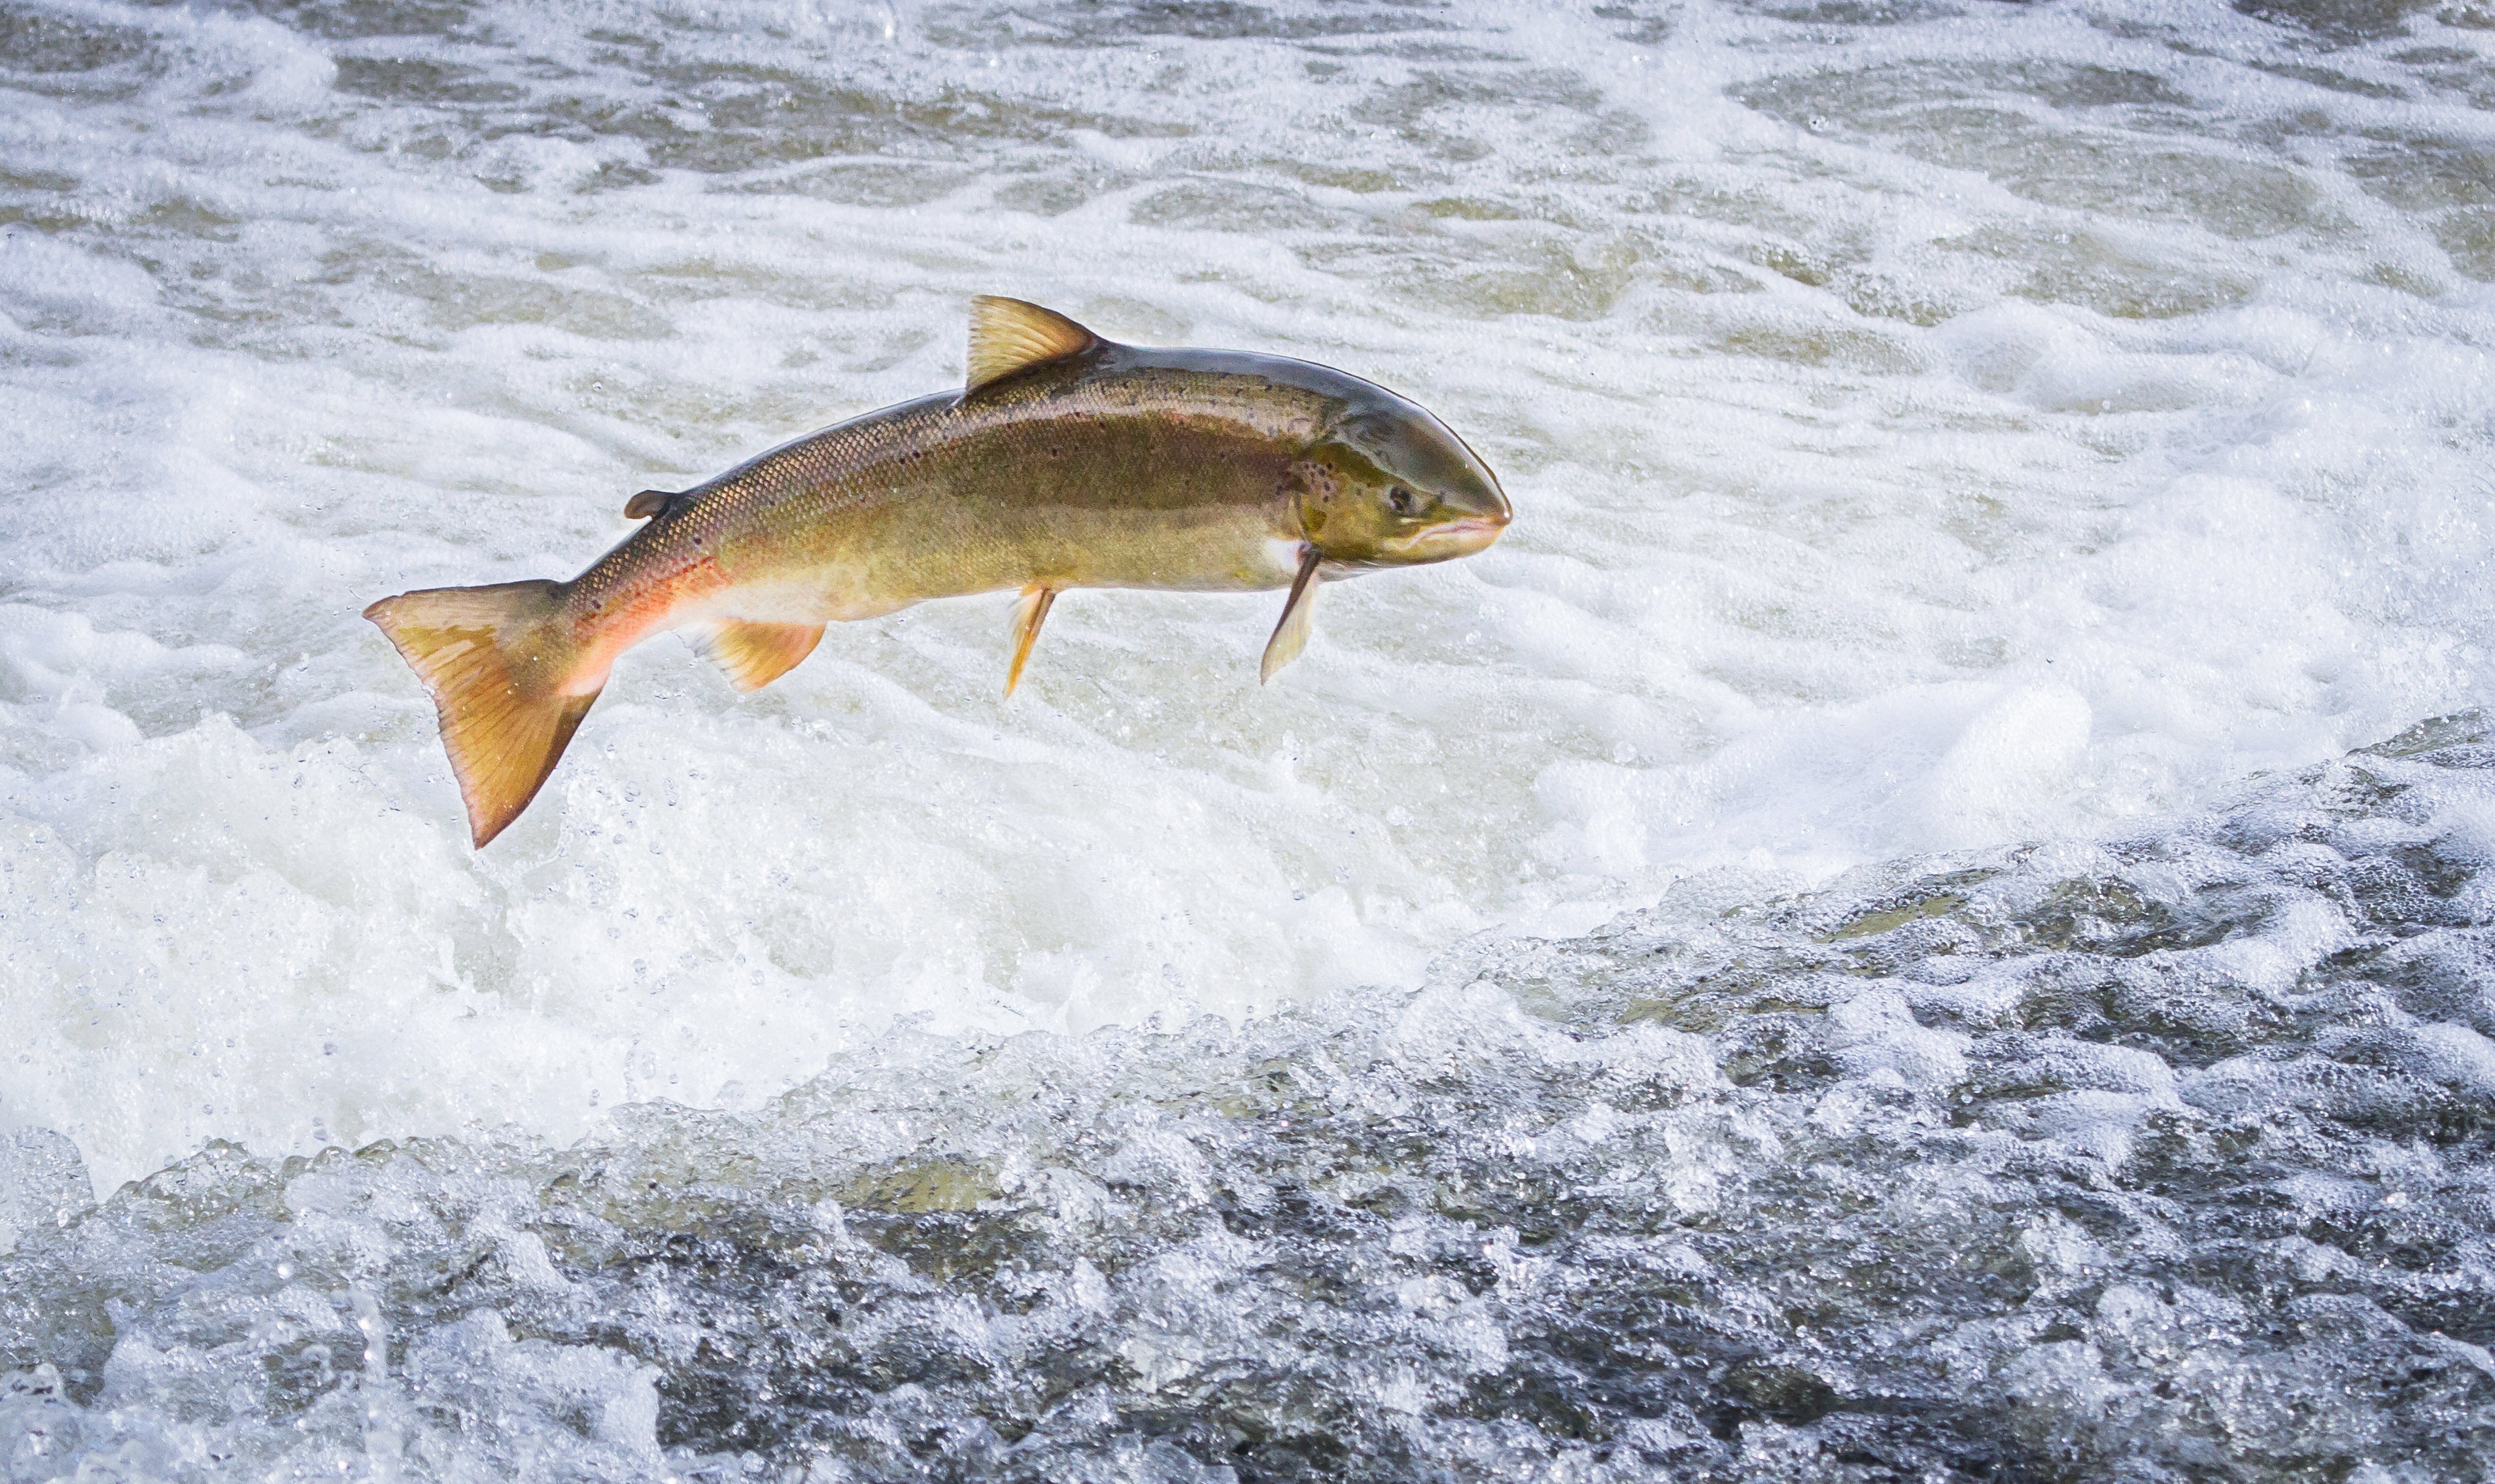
[1386,485,1419,517]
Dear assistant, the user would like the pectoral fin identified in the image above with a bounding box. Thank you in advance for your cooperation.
[692,620,825,692]
[1006,585,1058,697]
[1260,549,1323,683]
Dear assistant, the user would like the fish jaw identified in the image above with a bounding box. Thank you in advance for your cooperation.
[1383,512,1509,564]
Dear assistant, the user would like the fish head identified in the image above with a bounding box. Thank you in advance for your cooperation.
[1290,399,1510,567]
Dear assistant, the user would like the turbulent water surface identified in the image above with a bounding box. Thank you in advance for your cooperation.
[5,0,2495,1477]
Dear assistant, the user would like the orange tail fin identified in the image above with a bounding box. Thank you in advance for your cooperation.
[364,580,598,848]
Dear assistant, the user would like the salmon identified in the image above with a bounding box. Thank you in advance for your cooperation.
[366,298,1511,846]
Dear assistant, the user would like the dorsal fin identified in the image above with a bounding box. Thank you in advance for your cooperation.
[967,296,1099,393]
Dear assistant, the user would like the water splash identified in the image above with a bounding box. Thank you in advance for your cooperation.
[8,715,2493,1479]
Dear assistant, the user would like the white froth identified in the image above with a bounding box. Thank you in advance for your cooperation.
[3,0,2494,1191]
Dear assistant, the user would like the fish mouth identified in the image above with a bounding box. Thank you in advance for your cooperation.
[1394,515,1507,559]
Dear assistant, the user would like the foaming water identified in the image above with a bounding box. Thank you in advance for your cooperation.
[6,0,2488,1181]
[8,714,2495,1480]
[5,0,2495,1472]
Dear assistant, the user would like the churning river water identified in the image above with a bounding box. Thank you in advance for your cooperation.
[6,0,2495,1477]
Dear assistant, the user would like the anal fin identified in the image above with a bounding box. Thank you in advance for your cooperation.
[1260,549,1322,683]
[693,620,825,692]
[1005,585,1056,696]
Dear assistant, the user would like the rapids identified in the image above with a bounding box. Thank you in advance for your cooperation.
[4,0,2494,1477]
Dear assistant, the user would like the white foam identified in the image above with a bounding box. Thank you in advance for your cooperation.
[5,0,2495,1189]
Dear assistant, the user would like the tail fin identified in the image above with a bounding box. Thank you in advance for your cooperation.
[364,580,598,848]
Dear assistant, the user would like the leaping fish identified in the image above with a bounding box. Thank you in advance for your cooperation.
[365,297,1512,846]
